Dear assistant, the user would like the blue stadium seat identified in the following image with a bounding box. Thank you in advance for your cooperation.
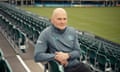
[44,61,64,72]
[96,53,112,72]
[0,48,3,60]
[0,58,13,72]
[87,49,97,67]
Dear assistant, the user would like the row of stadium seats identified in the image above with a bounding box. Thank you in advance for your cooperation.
[78,32,120,72]
[0,48,12,72]
[0,2,50,44]
[0,14,27,53]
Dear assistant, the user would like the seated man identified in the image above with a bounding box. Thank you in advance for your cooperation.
[34,8,91,72]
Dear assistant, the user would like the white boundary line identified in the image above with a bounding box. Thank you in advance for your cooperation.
[16,55,31,72]
[37,63,45,72]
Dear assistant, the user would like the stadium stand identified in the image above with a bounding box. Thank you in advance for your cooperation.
[0,14,27,53]
[0,2,120,72]
[34,0,120,7]
[0,0,120,7]
[0,2,46,72]
[78,32,120,72]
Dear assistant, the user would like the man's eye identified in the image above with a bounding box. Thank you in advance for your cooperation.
[57,18,61,20]
[64,18,67,20]
[57,18,67,20]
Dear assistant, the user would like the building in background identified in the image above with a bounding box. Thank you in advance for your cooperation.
[0,0,120,7]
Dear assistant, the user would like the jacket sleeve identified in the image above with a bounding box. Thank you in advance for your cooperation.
[69,31,81,60]
[34,31,55,62]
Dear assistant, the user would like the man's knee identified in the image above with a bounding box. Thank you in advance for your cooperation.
[79,63,92,72]
[64,62,92,72]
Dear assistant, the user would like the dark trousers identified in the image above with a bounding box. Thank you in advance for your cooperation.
[64,62,92,72]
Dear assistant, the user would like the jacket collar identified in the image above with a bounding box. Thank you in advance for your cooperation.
[51,25,67,34]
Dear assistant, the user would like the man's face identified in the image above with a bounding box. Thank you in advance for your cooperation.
[51,12,67,30]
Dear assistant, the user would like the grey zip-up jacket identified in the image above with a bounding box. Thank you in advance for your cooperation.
[34,25,81,68]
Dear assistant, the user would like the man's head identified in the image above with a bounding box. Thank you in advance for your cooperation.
[51,8,67,30]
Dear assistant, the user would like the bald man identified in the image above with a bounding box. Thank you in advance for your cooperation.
[34,8,91,72]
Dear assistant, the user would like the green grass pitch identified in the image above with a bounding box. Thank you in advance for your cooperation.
[21,7,120,44]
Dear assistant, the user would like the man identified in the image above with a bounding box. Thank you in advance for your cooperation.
[34,8,91,72]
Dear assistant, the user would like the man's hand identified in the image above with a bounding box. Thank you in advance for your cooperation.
[55,52,70,66]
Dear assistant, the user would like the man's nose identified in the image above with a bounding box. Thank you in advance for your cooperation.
[61,20,65,24]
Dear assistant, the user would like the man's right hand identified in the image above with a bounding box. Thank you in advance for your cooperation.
[55,52,69,66]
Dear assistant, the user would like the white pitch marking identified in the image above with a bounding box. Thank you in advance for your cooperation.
[16,55,31,72]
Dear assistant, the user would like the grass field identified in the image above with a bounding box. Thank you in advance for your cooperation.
[21,7,120,44]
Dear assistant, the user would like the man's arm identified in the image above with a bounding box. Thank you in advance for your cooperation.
[34,31,55,62]
[69,31,81,60]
